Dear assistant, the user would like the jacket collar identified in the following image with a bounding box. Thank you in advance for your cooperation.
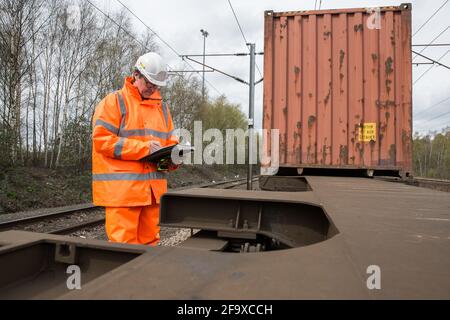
[123,76,162,106]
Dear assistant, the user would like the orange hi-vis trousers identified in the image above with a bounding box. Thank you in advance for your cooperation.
[105,204,160,246]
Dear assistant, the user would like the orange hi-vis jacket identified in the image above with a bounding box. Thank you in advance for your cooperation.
[92,77,178,207]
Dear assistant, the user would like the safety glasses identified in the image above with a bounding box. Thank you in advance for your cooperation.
[141,76,160,90]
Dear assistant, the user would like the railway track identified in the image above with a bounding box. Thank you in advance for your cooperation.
[405,177,450,192]
[374,176,450,192]
[1,175,446,236]
[0,173,449,299]
[0,205,104,235]
[0,177,255,236]
[47,216,105,235]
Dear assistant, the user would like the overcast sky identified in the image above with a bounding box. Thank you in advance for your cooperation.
[98,0,450,135]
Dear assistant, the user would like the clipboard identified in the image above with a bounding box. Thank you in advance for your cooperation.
[144,144,194,163]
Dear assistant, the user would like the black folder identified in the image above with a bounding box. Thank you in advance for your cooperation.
[144,144,194,163]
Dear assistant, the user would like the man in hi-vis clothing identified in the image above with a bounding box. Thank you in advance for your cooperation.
[92,52,178,245]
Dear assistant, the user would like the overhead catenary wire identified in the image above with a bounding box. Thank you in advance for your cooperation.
[411,3,450,97]
[414,95,450,126]
[114,0,223,96]
[412,43,450,47]
[415,116,450,132]
[115,0,180,60]
[418,109,450,125]
[412,50,450,69]
[85,0,187,78]
[412,48,450,127]
[183,56,249,85]
[413,50,450,85]
[85,0,149,50]
[180,52,267,85]
[226,0,263,78]
[418,101,450,128]
[412,26,450,61]
[183,52,264,57]
[413,0,449,37]
[428,118,450,131]
[431,112,450,126]
[411,3,450,118]
[83,0,450,130]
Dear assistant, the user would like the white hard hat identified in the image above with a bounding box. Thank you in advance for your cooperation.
[134,52,168,87]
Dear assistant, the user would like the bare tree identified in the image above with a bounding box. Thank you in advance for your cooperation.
[0,0,205,172]
[0,0,43,165]
[164,74,204,132]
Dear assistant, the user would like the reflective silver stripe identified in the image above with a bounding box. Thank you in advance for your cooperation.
[117,92,127,133]
[93,172,166,181]
[162,102,169,127]
[95,119,119,135]
[97,94,172,141]
[120,128,171,139]
[114,137,125,159]
[95,120,171,139]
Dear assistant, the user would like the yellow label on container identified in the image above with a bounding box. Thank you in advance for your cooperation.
[358,123,377,142]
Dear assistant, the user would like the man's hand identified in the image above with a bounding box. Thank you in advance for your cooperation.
[149,141,161,154]
[157,156,181,172]
[168,162,180,171]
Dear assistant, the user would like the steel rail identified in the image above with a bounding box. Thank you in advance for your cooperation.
[0,203,96,230]
[48,178,258,235]
[0,177,256,231]
[48,218,106,235]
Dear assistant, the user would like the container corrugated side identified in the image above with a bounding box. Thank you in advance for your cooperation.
[263,4,412,175]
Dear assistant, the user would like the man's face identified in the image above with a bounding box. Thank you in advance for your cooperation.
[133,71,159,98]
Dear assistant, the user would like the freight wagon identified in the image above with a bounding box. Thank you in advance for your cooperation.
[0,4,448,302]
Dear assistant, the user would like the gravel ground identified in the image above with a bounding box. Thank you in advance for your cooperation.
[0,179,249,224]
[69,224,108,240]
[0,204,95,224]
[9,208,104,233]
[158,227,200,246]
[2,204,204,247]
[2,178,251,246]
[67,225,199,247]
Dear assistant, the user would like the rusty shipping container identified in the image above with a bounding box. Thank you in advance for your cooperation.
[263,3,412,176]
